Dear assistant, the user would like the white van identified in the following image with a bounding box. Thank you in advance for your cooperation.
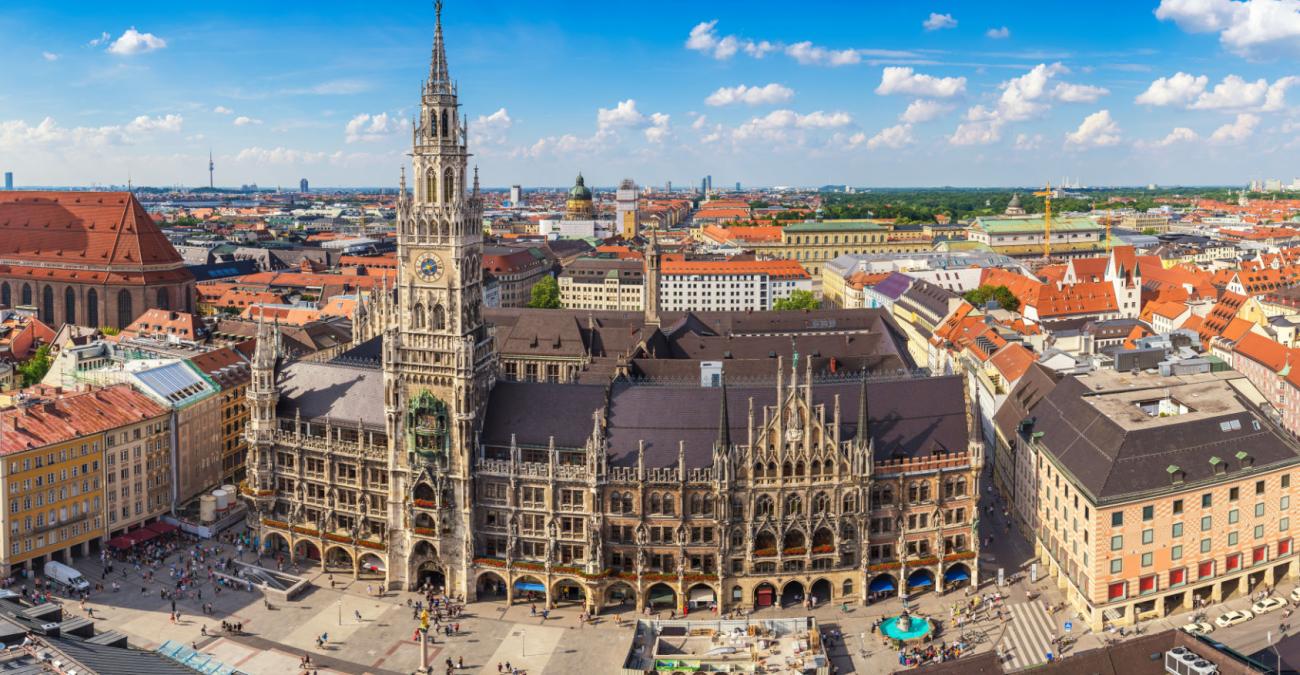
[43,561,90,593]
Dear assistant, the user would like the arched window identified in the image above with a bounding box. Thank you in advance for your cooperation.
[64,287,76,325]
[663,494,675,516]
[608,493,622,513]
[156,288,169,310]
[117,289,133,328]
[412,303,425,329]
[690,494,702,515]
[955,478,967,496]
[782,462,793,478]
[753,462,764,478]
[920,482,931,502]
[443,167,455,203]
[42,286,54,324]
[86,289,98,328]
[432,304,446,331]
[785,495,802,516]
[650,493,661,514]
[843,493,858,513]
[0,283,9,307]
[425,170,436,203]
[703,495,714,515]
[623,492,634,513]
[756,496,773,517]
[440,110,449,138]
[843,580,854,597]
[20,283,31,306]
[813,492,829,514]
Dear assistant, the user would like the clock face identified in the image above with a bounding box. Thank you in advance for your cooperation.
[415,253,443,282]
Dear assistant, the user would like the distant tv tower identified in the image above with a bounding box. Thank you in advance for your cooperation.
[208,150,214,189]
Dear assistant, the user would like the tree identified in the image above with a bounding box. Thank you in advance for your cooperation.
[773,290,820,311]
[527,276,561,309]
[963,284,1020,312]
[18,344,52,387]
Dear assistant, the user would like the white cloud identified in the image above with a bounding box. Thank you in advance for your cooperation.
[1156,0,1300,57]
[1135,72,1208,106]
[645,113,671,143]
[732,109,852,144]
[685,20,778,60]
[986,26,1011,39]
[705,83,795,107]
[233,116,262,127]
[597,99,647,131]
[213,106,234,115]
[106,28,167,55]
[785,41,861,66]
[949,119,1003,146]
[344,112,404,143]
[234,146,327,165]
[285,80,370,96]
[1154,126,1199,146]
[42,52,59,62]
[691,114,708,131]
[866,123,915,149]
[470,107,513,146]
[1053,82,1110,103]
[1014,133,1044,150]
[876,67,967,98]
[1209,112,1259,143]
[1191,74,1297,111]
[924,13,958,31]
[950,62,1068,145]
[87,32,111,47]
[1065,109,1121,147]
[900,99,951,123]
[0,114,182,151]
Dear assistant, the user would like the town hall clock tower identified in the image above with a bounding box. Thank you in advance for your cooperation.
[384,0,492,594]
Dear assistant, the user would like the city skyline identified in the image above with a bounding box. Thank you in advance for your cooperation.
[5,1,1300,188]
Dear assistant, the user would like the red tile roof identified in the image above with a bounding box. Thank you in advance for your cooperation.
[989,343,1035,382]
[0,385,167,454]
[0,191,182,267]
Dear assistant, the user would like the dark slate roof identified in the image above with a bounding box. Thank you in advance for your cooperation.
[481,381,608,448]
[276,360,385,429]
[45,636,204,675]
[992,362,1060,442]
[896,279,956,320]
[478,375,969,468]
[1028,375,1300,500]
[186,259,258,282]
[873,272,914,301]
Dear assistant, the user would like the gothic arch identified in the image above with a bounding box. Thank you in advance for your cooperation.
[64,287,76,325]
[156,287,170,310]
[42,286,54,324]
[432,304,446,330]
[425,170,436,203]
[86,289,98,327]
[116,289,133,328]
[20,283,31,306]
[412,303,425,329]
[440,110,449,137]
[0,282,9,307]
[443,167,455,203]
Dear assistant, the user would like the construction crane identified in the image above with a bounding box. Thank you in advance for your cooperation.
[1033,183,1053,258]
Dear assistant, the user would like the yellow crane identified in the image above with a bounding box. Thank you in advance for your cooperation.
[1033,183,1053,258]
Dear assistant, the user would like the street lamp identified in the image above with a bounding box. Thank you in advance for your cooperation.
[337,597,342,626]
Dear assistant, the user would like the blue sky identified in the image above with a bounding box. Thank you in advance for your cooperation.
[4,0,1300,188]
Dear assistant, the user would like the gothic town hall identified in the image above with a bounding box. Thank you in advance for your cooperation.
[239,5,984,615]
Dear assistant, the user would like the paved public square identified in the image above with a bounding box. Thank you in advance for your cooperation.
[50,464,1300,673]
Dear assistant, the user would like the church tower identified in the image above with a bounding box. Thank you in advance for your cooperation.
[386,0,492,594]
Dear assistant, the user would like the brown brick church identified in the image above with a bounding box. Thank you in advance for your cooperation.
[0,191,194,329]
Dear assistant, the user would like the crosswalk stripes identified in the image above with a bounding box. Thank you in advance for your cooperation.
[997,599,1057,671]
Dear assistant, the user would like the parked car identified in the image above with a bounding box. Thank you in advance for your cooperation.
[1181,622,1214,636]
[1215,610,1254,627]
[1290,587,1300,602]
[1253,597,1287,615]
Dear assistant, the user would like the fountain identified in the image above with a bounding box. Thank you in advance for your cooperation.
[881,608,934,643]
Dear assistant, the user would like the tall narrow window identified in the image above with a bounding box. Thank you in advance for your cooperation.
[443,167,455,203]
[64,288,76,325]
[116,290,133,328]
[426,170,436,203]
[86,289,98,327]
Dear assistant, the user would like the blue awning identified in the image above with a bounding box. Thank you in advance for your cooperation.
[869,578,896,593]
[514,582,545,593]
[944,568,970,582]
[907,575,934,588]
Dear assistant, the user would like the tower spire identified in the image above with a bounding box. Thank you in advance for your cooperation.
[716,370,730,450]
[856,368,870,443]
[428,1,452,95]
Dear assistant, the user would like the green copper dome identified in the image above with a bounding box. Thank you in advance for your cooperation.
[569,173,592,200]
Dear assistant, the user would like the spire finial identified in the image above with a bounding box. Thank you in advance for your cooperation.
[716,369,730,451]
[428,0,451,94]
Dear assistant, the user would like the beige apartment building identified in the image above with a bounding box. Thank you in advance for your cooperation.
[558,258,644,311]
[1004,369,1300,630]
[104,403,173,537]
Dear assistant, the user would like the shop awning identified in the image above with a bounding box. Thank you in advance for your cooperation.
[869,578,896,593]
[649,591,675,604]
[907,575,934,588]
[689,587,716,602]
[147,521,178,535]
[107,536,134,550]
[944,568,970,582]
[127,528,158,545]
[514,582,545,593]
